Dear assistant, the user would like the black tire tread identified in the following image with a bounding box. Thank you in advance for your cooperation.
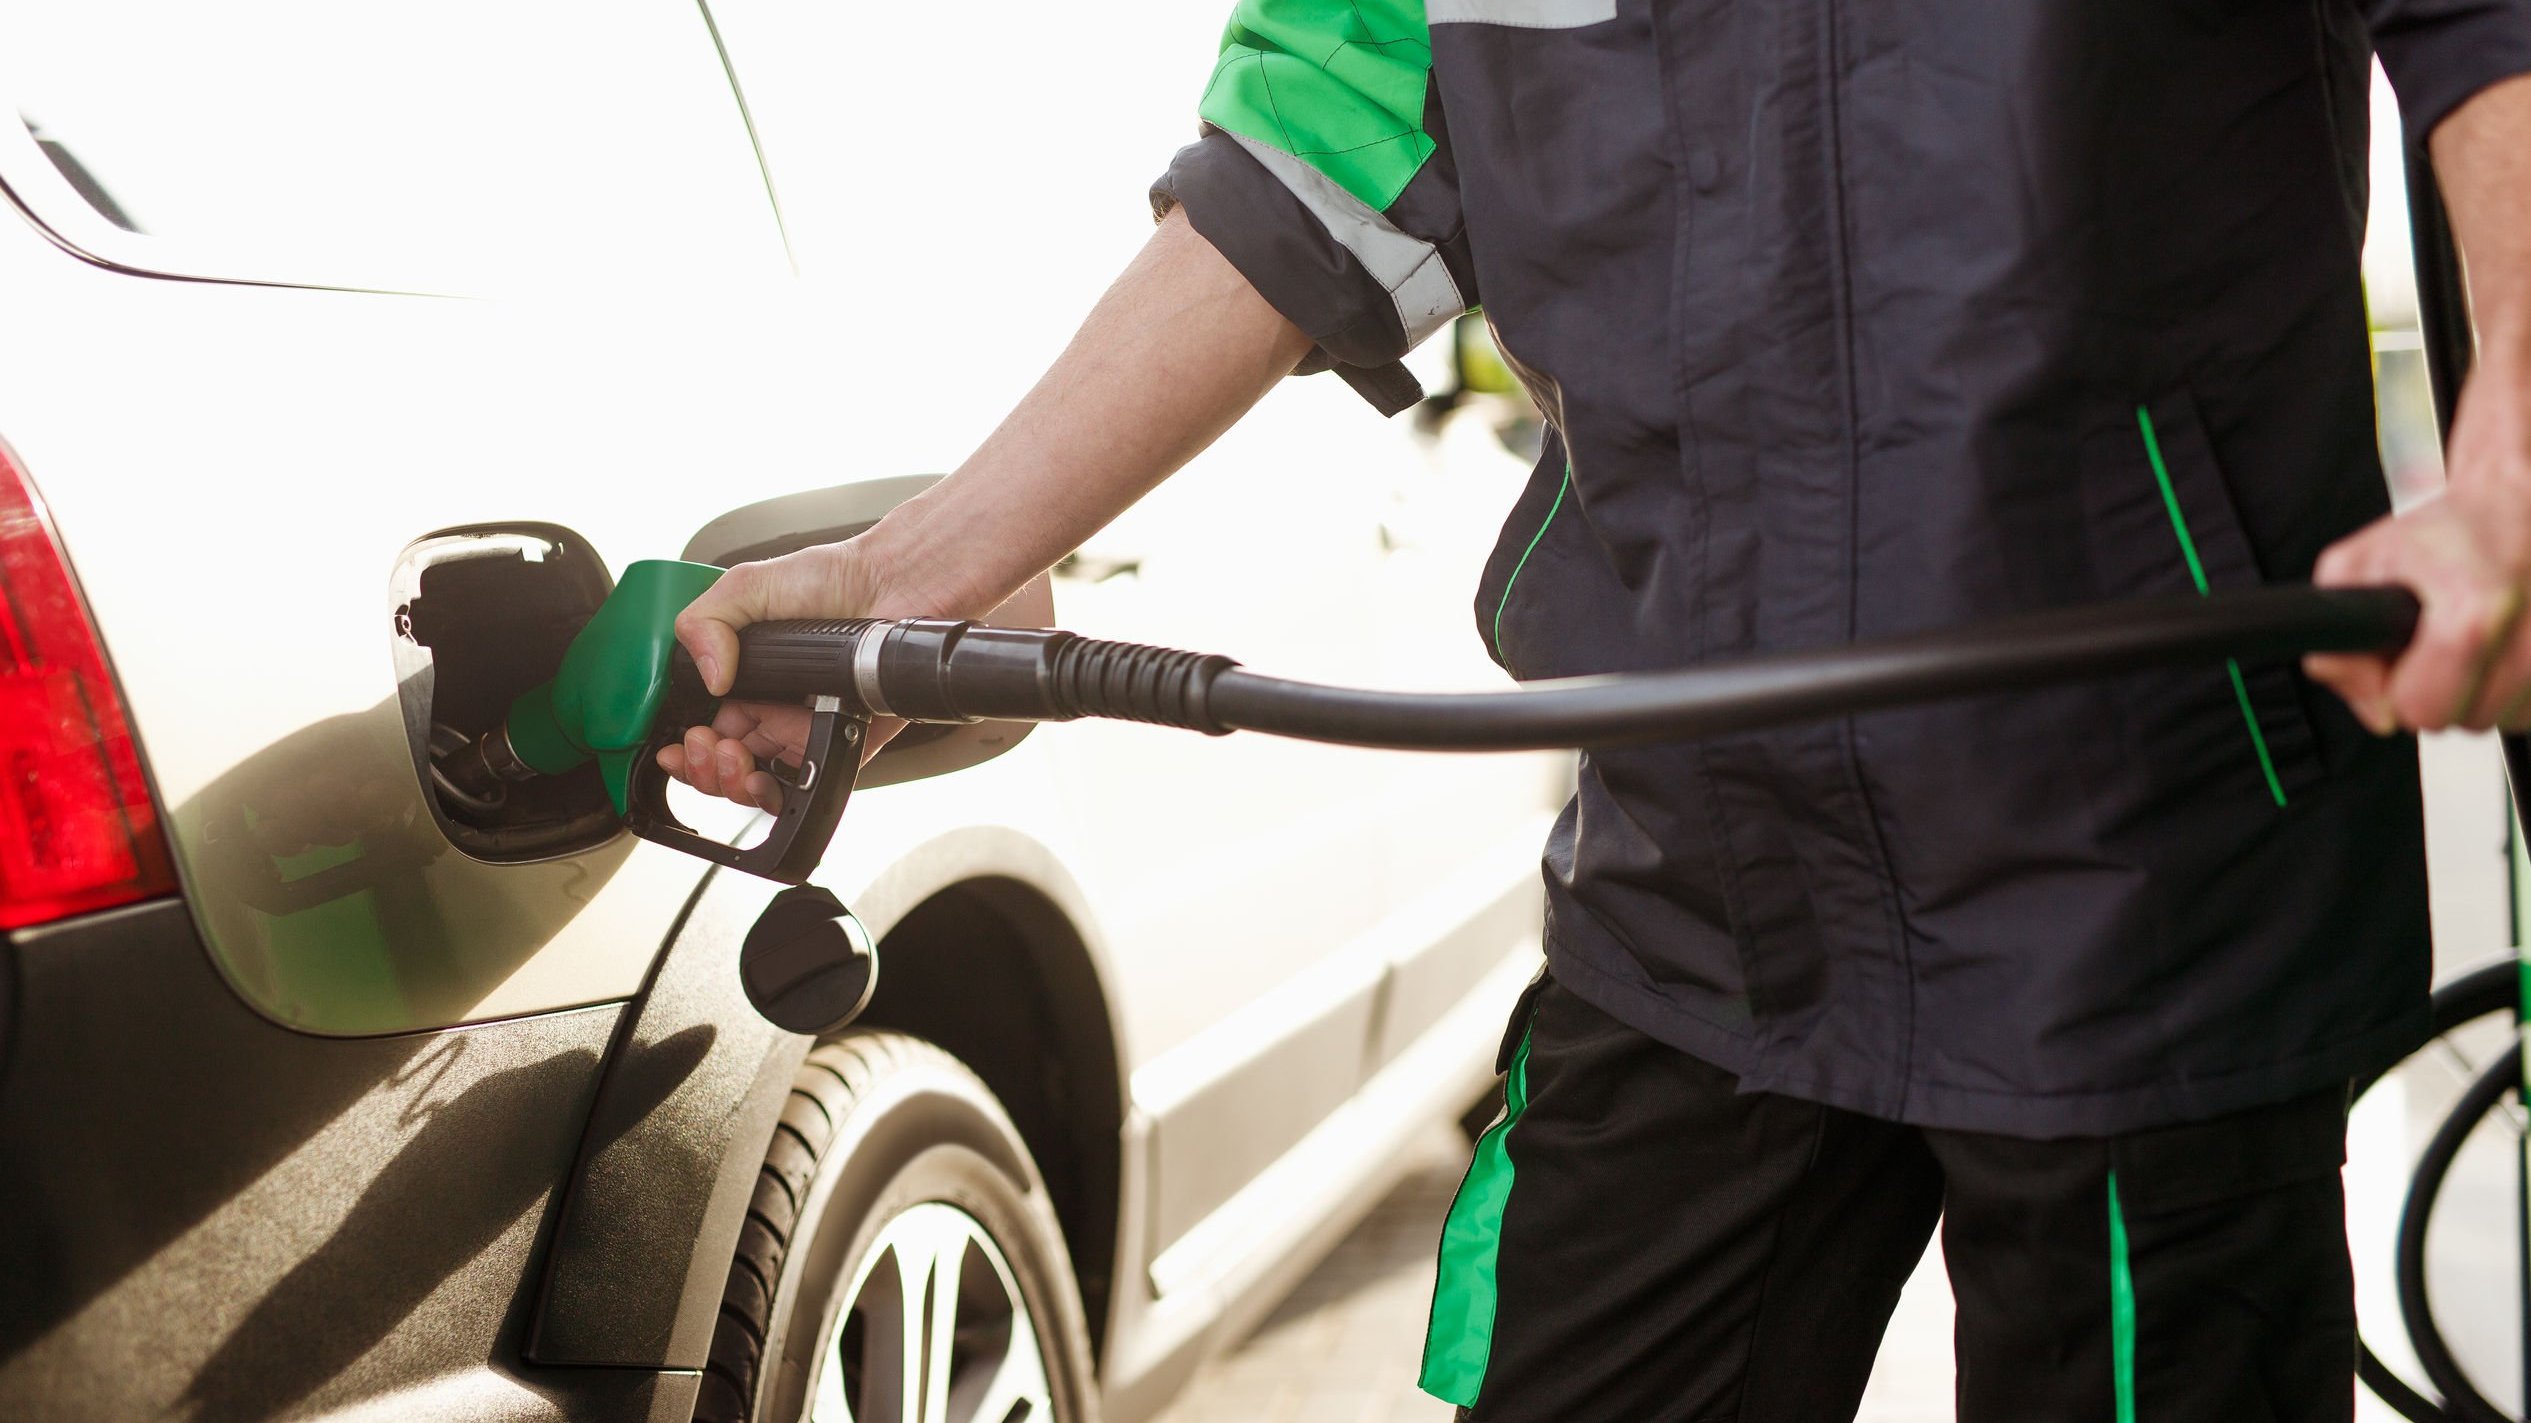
[693,1032,977,1423]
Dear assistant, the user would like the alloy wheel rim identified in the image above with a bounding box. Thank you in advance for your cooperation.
[809,1201,1054,1423]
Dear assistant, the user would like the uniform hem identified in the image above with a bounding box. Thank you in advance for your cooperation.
[1540,933,1763,1074]
[1546,927,2430,1139]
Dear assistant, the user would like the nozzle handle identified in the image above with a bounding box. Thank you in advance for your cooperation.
[726,617,1237,730]
[623,690,866,886]
[723,618,884,705]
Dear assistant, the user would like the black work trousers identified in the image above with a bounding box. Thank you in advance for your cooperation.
[1424,975,2357,1422]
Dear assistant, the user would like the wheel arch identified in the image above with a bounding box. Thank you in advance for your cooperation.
[844,828,1131,1362]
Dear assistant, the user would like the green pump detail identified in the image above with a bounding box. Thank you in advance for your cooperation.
[496,559,727,815]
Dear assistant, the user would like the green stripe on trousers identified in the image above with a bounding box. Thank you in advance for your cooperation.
[2109,1171,2138,1423]
[1420,1028,1535,1407]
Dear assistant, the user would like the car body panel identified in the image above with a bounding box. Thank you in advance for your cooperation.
[1103,945,1540,1421]
[526,868,802,1370]
[0,0,788,294]
[0,902,652,1421]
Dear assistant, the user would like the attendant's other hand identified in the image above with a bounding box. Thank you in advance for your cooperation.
[2309,353,2531,732]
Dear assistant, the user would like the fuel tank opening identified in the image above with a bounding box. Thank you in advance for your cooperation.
[390,524,622,862]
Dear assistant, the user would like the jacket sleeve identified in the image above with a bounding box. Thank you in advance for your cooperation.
[1152,0,1476,415]
[2367,0,2531,139]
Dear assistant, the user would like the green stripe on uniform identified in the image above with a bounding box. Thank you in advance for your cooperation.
[2108,1171,2138,1423]
[2137,408,2208,597]
[2137,405,2288,807]
[1491,466,1571,662]
[1420,1028,1534,1407]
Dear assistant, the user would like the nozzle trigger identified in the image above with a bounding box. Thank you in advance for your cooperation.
[623,695,864,884]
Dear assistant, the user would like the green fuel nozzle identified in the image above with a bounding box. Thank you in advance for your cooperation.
[441,559,727,811]
[433,556,886,1030]
[505,559,729,809]
[437,555,866,883]
[435,556,1240,884]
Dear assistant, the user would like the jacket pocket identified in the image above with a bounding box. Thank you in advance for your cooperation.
[1474,432,1574,679]
[2082,387,2324,805]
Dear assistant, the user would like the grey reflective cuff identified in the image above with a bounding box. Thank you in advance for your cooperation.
[1426,0,1616,28]
[1216,132,1465,355]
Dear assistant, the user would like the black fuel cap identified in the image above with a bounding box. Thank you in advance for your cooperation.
[740,886,878,1035]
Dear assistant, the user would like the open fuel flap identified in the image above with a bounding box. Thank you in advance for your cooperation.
[391,524,622,861]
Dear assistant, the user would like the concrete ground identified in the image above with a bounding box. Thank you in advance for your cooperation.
[1160,738,2526,1423]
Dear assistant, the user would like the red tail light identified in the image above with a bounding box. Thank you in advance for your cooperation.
[0,439,176,928]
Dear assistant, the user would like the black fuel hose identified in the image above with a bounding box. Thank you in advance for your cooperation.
[729,585,2420,752]
[1207,585,2416,751]
[2354,960,2523,1423]
[2397,1040,2524,1423]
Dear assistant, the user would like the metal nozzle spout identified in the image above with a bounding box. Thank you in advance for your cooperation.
[428,721,539,818]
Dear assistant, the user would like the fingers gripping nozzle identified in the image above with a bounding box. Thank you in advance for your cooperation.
[434,557,1248,889]
[624,617,1238,884]
[622,691,864,885]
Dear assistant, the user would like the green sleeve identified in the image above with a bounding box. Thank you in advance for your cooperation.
[1198,0,1437,214]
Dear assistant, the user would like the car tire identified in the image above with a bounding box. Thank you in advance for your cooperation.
[695,1032,1100,1423]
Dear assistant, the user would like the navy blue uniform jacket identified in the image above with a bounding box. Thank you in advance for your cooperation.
[1157,0,2531,1136]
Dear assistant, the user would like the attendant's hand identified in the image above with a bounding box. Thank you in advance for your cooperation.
[2308,356,2531,732]
[660,542,905,812]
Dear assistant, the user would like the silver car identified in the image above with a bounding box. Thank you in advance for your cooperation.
[0,4,1563,1420]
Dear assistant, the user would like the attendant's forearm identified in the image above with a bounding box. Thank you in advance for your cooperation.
[855,208,1313,618]
[2431,72,2531,388]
